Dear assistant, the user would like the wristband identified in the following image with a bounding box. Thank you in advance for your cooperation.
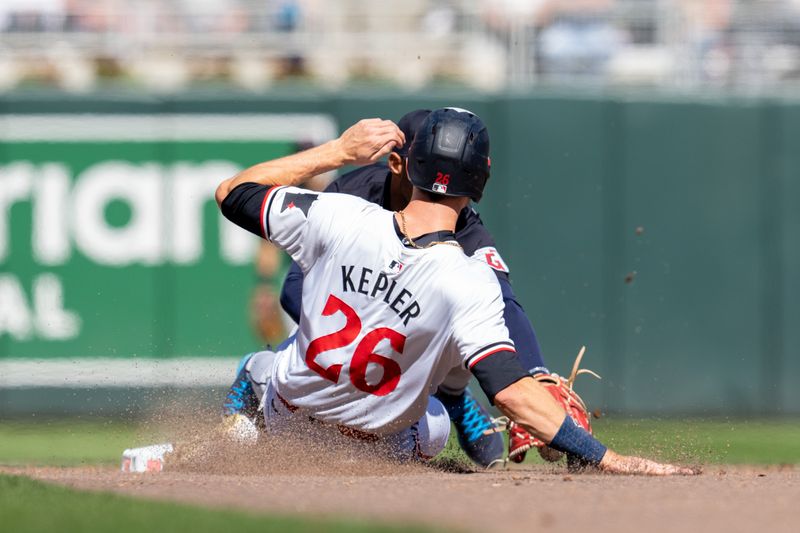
[548,416,607,464]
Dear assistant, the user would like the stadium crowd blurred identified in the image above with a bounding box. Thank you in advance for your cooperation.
[1,0,800,92]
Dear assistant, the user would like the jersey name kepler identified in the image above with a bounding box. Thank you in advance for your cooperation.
[340,265,421,326]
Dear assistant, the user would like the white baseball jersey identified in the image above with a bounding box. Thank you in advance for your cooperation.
[259,185,514,435]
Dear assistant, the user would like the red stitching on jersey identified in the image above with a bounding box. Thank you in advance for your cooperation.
[467,347,516,369]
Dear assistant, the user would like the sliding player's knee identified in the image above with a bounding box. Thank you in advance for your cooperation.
[245,349,279,400]
[416,396,451,459]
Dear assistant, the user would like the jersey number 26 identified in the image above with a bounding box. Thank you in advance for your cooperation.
[305,294,406,396]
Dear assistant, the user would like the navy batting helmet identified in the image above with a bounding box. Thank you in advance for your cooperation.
[406,107,490,202]
[393,109,431,157]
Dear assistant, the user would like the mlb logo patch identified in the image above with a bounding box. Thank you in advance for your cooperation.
[432,182,447,193]
[385,260,404,275]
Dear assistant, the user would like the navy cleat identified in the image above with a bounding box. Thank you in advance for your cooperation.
[434,389,503,467]
[222,353,260,420]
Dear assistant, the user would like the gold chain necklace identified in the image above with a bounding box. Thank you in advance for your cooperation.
[397,210,462,250]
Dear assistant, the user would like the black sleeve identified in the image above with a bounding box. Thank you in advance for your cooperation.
[279,261,304,323]
[220,182,270,238]
[470,350,529,404]
[498,274,547,374]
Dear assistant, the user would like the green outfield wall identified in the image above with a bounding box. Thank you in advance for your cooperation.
[0,90,797,416]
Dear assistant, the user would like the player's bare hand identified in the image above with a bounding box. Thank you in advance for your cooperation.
[335,119,406,166]
[599,449,700,476]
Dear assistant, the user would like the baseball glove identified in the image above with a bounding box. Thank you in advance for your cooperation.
[488,346,600,464]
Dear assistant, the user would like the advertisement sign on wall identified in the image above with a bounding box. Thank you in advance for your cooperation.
[0,114,337,380]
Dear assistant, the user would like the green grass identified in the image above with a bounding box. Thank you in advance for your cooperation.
[0,418,795,533]
[0,420,143,466]
[590,418,800,465]
[1,417,798,468]
[0,474,436,533]
[437,418,800,467]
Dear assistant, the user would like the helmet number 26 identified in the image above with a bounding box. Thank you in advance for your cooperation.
[305,294,406,396]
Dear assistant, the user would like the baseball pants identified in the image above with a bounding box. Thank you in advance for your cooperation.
[241,346,451,461]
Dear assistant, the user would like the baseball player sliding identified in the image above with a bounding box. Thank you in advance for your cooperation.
[273,109,550,467]
[216,108,696,475]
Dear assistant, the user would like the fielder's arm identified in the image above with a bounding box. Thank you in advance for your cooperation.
[461,271,696,475]
[496,276,547,374]
[491,377,698,475]
[279,261,304,323]
[215,119,404,205]
[459,218,548,374]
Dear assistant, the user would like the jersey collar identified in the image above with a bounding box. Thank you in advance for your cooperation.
[392,217,457,248]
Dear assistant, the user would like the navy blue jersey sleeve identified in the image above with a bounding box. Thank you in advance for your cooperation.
[455,206,547,373]
[498,275,548,374]
[323,176,342,193]
[456,209,511,283]
[280,260,304,323]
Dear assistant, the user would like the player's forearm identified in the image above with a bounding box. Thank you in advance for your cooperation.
[496,376,698,475]
[215,118,405,206]
[496,377,608,466]
[215,140,347,206]
[493,376,566,442]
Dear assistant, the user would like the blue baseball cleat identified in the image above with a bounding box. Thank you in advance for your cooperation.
[434,389,503,467]
[222,353,260,420]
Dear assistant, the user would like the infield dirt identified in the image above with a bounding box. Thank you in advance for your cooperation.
[3,461,796,533]
[3,414,797,533]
